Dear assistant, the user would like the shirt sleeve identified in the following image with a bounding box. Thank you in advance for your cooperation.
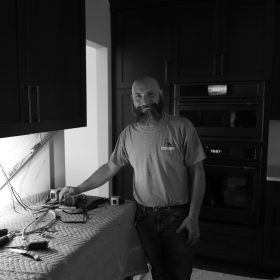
[109,130,130,168]
[184,120,206,166]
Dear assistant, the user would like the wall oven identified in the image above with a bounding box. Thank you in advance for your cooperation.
[173,81,266,225]
[200,138,262,225]
[173,81,265,138]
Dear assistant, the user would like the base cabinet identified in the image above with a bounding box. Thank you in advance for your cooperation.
[197,222,263,264]
[263,181,280,269]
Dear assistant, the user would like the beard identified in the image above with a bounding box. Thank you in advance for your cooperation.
[132,96,164,123]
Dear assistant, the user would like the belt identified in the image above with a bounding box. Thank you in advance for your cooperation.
[137,203,189,212]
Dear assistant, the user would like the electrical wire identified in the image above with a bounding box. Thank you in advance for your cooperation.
[0,132,56,213]
[0,131,56,192]
[0,164,33,212]
[22,210,57,240]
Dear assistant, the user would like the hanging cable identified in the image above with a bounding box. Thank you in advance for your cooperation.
[0,164,33,212]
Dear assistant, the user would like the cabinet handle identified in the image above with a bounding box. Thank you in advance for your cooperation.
[164,61,168,82]
[27,85,32,124]
[213,55,216,76]
[35,85,41,123]
[220,53,224,76]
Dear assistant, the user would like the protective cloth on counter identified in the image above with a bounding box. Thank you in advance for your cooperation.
[0,200,148,280]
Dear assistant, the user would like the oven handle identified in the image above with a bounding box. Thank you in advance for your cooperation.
[176,101,259,106]
[204,163,257,171]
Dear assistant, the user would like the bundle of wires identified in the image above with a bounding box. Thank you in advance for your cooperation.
[0,164,34,213]
[0,132,55,213]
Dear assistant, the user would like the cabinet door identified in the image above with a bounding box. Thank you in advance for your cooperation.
[113,8,169,88]
[113,89,135,199]
[263,181,280,269]
[0,1,29,138]
[219,0,273,78]
[169,1,217,81]
[26,0,86,133]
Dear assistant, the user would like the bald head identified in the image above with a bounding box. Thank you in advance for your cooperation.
[132,77,161,96]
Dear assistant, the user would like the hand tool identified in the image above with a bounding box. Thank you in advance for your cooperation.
[5,240,49,251]
[9,248,41,261]
[0,228,8,237]
[0,232,15,248]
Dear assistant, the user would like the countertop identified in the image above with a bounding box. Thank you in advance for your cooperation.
[0,199,148,280]
[267,165,280,182]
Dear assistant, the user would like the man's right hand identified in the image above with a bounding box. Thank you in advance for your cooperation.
[59,186,79,203]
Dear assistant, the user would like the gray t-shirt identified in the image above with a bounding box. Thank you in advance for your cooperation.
[109,114,206,207]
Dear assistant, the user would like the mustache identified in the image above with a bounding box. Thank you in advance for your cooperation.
[132,99,164,122]
[136,103,158,112]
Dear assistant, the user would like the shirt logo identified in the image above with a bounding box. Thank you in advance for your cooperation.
[161,138,175,151]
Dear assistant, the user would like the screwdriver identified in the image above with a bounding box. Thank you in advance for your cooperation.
[0,229,8,237]
[5,240,49,251]
[0,232,15,248]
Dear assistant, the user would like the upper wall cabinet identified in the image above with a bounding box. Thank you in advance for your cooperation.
[112,7,170,88]
[0,1,29,137]
[112,0,275,87]
[169,1,217,80]
[0,0,86,138]
[169,0,275,82]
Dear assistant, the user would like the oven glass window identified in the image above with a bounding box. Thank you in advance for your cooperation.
[180,110,257,128]
[203,165,256,210]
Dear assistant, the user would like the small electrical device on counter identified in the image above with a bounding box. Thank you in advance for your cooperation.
[49,188,62,202]
[110,196,124,205]
[61,194,108,211]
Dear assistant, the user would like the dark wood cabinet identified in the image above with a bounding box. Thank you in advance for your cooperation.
[263,180,280,269]
[0,0,86,138]
[197,221,263,264]
[112,7,170,88]
[169,1,217,80]
[219,0,274,79]
[112,89,135,199]
[112,0,275,86]
[0,1,29,137]
[170,0,274,81]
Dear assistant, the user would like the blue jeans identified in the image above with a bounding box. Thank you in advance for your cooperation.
[135,204,194,280]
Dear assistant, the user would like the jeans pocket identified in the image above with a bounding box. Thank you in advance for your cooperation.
[171,208,187,222]
[134,207,147,226]
[160,209,185,232]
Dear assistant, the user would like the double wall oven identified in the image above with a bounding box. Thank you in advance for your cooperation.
[173,81,267,225]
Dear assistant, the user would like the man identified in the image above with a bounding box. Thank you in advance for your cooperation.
[59,77,206,280]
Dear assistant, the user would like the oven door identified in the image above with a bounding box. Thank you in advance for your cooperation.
[175,102,263,138]
[200,137,262,163]
[200,163,262,225]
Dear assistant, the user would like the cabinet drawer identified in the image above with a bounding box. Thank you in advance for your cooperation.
[196,222,263,263]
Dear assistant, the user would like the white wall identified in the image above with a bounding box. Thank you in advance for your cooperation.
[64,44,110,197]
[85,0,111,47]
[267,120,280,166]
[0,131,64,208]
[63,0,112,197]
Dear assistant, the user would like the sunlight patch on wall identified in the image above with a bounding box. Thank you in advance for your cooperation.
[64,42,109,198]
[0,132,53,208]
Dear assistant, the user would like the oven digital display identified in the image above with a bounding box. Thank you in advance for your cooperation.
[208,84,227,96]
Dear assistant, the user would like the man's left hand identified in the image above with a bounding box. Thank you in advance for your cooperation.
[176,216,200,247]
